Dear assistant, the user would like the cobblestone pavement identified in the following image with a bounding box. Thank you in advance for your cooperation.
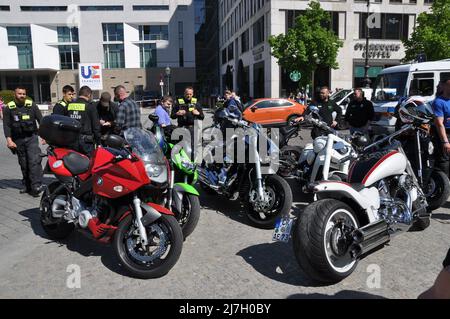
[0,110,449,299]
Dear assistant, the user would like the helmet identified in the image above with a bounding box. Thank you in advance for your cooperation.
[398,96,434,124]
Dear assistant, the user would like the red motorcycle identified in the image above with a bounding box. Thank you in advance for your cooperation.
[38,115,183,278]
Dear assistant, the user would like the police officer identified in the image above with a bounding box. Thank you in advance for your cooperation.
[3,87,44,197]
[171,87,204,159]
[171,87,205,127]
[53,85,75,115]
[64,86,101,155]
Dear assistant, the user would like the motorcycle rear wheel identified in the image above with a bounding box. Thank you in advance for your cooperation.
[114,214,183,279]
[425,170,450,211]
[39,184,74,240]
[293,199,359,284]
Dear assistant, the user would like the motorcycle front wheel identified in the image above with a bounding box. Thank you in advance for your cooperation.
[246,174,293,229]
[114,214,183,279]
[176,194,201,239]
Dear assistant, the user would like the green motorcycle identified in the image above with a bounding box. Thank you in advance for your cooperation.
[147,114,200,238]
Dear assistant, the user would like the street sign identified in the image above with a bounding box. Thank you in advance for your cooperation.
[290,71,301,82]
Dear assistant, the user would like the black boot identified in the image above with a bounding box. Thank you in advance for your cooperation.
[29,185,45,198]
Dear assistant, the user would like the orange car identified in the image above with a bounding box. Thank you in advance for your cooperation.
[242,98,307,126]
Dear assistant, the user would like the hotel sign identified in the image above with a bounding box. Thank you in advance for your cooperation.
[354,43,401,59]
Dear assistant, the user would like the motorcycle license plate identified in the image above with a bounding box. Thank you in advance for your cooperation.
[272,217,294,243]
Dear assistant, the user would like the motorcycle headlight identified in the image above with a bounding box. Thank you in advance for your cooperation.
[313,137,327,153]
[145,163,163,177]
[428,141,434,155]
[181,160,195,172]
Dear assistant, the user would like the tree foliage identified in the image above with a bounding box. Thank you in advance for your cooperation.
[403,0,450,62]
[268,1,343,87]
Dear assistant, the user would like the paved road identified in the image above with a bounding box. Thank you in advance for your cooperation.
[0,110,449,299]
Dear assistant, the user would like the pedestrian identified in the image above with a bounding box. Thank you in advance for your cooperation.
[231,91,243,112]
[432,76,450,177]
[96,92,119,137]
[53,85,75,115]
[171,86,204,159]
[114,85,143,134]
[3,87,44,197]
[154,96,174,128]
[0,96,5,120]
[224,90,242,120]
[345,88,374,135]
[295,86,342,139]
[65,86,101,155]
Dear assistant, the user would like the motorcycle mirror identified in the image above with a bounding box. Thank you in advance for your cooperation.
[148,114,159,123]
[105,134,126,149]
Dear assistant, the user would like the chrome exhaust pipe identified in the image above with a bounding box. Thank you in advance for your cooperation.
[350,220,390,259]
[352,220,389,244]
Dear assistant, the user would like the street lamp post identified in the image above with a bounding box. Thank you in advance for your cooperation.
[363,0,372,88]
[165,67,171,96]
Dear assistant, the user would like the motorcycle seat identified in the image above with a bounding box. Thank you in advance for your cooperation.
[63,152,90,176]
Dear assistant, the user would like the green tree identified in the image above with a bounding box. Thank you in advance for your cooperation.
[268,1,343,88]
[402,0,450,62]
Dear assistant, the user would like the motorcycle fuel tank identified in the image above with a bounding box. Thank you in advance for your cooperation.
[348,150,407,187]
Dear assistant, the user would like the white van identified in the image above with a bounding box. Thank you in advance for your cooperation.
[369,59,450,136]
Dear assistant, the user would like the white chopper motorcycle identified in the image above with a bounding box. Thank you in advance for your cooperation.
[273,101,433,284]
[278,108,359,192]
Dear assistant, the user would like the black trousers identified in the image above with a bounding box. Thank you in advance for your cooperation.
[433,132,450,177]
[14,134,43,190]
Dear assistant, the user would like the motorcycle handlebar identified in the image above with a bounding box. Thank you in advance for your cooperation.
[362,124,413,152]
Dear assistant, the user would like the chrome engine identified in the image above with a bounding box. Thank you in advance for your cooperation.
[377,175,424,232]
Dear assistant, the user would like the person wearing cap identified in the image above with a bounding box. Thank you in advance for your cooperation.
[96,92,119,137]
[432,77,450,177]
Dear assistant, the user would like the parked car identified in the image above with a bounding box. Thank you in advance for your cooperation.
[242,98,307,126]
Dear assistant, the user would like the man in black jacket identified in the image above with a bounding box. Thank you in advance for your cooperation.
[3,87,44,196]
[64,86,101,155]
[345,88,374,135]
[296,86,342,139]
[96,92,119,136]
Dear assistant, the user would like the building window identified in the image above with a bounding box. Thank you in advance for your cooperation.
[253,16,265,47]
[286,10,340,36]
[359,13,409,40]
[80,6,123,11]
[228,43,234,61]
[59,45,80,70]
[241,29,249,53]
[103,23,124,42]
[104,44,125,69]
[133,5,169,11]
[103,24,124,69]
[179,21,184,67]
[57,27,79,70]
[222,49,227,65]
[57,26,79,43]
[424,0,433,3]
[6,26,34,69]
[20,6,67,11]
[389,0,402,3]
[0,6,10,11]
[140,44,157,68]
[139,25,169,41]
